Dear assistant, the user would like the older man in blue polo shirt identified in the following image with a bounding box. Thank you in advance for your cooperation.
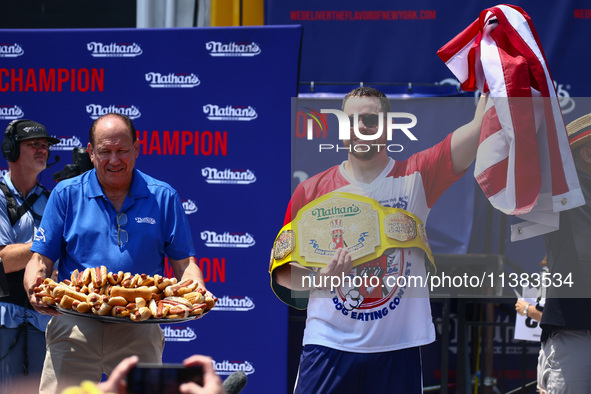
[23,113,207,394]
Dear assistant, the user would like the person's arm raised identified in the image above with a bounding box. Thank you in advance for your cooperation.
[450,94,488,174]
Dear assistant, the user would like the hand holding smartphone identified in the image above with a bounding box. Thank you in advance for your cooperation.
[126,363,204,394]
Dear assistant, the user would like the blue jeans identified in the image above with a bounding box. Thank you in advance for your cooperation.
[0,323,47,393]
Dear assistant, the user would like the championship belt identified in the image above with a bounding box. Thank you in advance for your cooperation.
[269,191,435,276]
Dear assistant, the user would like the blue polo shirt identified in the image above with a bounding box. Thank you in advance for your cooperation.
[31,168,196,282]
[0,173,48,245]
[0,173,51,331]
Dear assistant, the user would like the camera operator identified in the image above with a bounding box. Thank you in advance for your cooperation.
[0,119,59,393]
[53,147,93,183]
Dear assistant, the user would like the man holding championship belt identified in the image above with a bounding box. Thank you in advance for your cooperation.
[270,87,487,393]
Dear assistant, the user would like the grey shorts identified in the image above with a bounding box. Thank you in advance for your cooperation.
[538,329,591,394]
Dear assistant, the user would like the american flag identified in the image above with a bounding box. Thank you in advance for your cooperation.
[437,4,584,241]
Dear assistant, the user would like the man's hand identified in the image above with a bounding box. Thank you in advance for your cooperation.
[310,248,354,290]
[27,275,61,316]
[317,248,353,280]
[273,248,353,291]
[97,355,139,394]
[23,252,60,315]
[170,256,208,295]
[180,355,225,394]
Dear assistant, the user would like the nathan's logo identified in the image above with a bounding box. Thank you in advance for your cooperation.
[145,72,200,88]
[201,167,256,184]
[86,104,141,120]
[0,105,24,120]
[182,199,198,215]
[212,295,256,311]
[135,217,156,224]
[51,135,83,151]
[0,168,8,178]
[0,43,23,57]
[213,360,255,376]
[200,231,256,248]
[203,104,257,121]
[205,41,261,57]
[163,326,196,342]
[87,42,142,57]
[305,109,418,153]
[311,204,361,221]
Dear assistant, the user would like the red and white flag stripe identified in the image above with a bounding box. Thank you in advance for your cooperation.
[438,4,584,240]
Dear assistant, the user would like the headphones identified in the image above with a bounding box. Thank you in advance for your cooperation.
[2,119,26,162]
[2,119,52,163]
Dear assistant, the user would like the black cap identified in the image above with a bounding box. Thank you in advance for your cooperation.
[12,120,60,145]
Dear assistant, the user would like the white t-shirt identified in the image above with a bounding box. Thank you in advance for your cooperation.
[286,134,462,353]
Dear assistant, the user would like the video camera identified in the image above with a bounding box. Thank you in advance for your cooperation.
[53,147,94,182]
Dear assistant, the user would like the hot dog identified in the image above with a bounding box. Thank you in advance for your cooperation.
[73,300,91,314]
[162,296,193,308]
[110,286,152,302]
[71,268,92,287]
[156,278,173,290]
[43,278,58,286]
[135,297,146,309]
[93,302,112,316]
[190,303,207,316]
[107,296,128,307]
[91,266,108,287]
[59,295,76,309]
[111,305,131,318]
[70,269,79,285]
[138,274,155,287]
[108,270,124,285]
[160,296,192,318]
[164,279,198,297]
[86,293,103,306]
[130,274,142,288]
[183,291,204,305]
[165,307,190,319]
[53,285,88,303]
[130,307,151,322]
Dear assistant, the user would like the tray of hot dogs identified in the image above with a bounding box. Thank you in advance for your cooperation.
[34,266,216,323]
[49,305,199,324]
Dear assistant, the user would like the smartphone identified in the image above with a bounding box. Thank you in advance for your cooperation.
[127,363,203,394]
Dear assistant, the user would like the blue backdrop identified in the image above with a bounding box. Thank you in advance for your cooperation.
[267,0,589,97]
[0,26,302,393]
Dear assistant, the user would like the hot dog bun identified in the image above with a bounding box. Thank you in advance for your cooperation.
[110,286,153,302]
[91,265,108,287]
[53,285,88,303]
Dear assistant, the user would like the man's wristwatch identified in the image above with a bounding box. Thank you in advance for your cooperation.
[524,304,531,317]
